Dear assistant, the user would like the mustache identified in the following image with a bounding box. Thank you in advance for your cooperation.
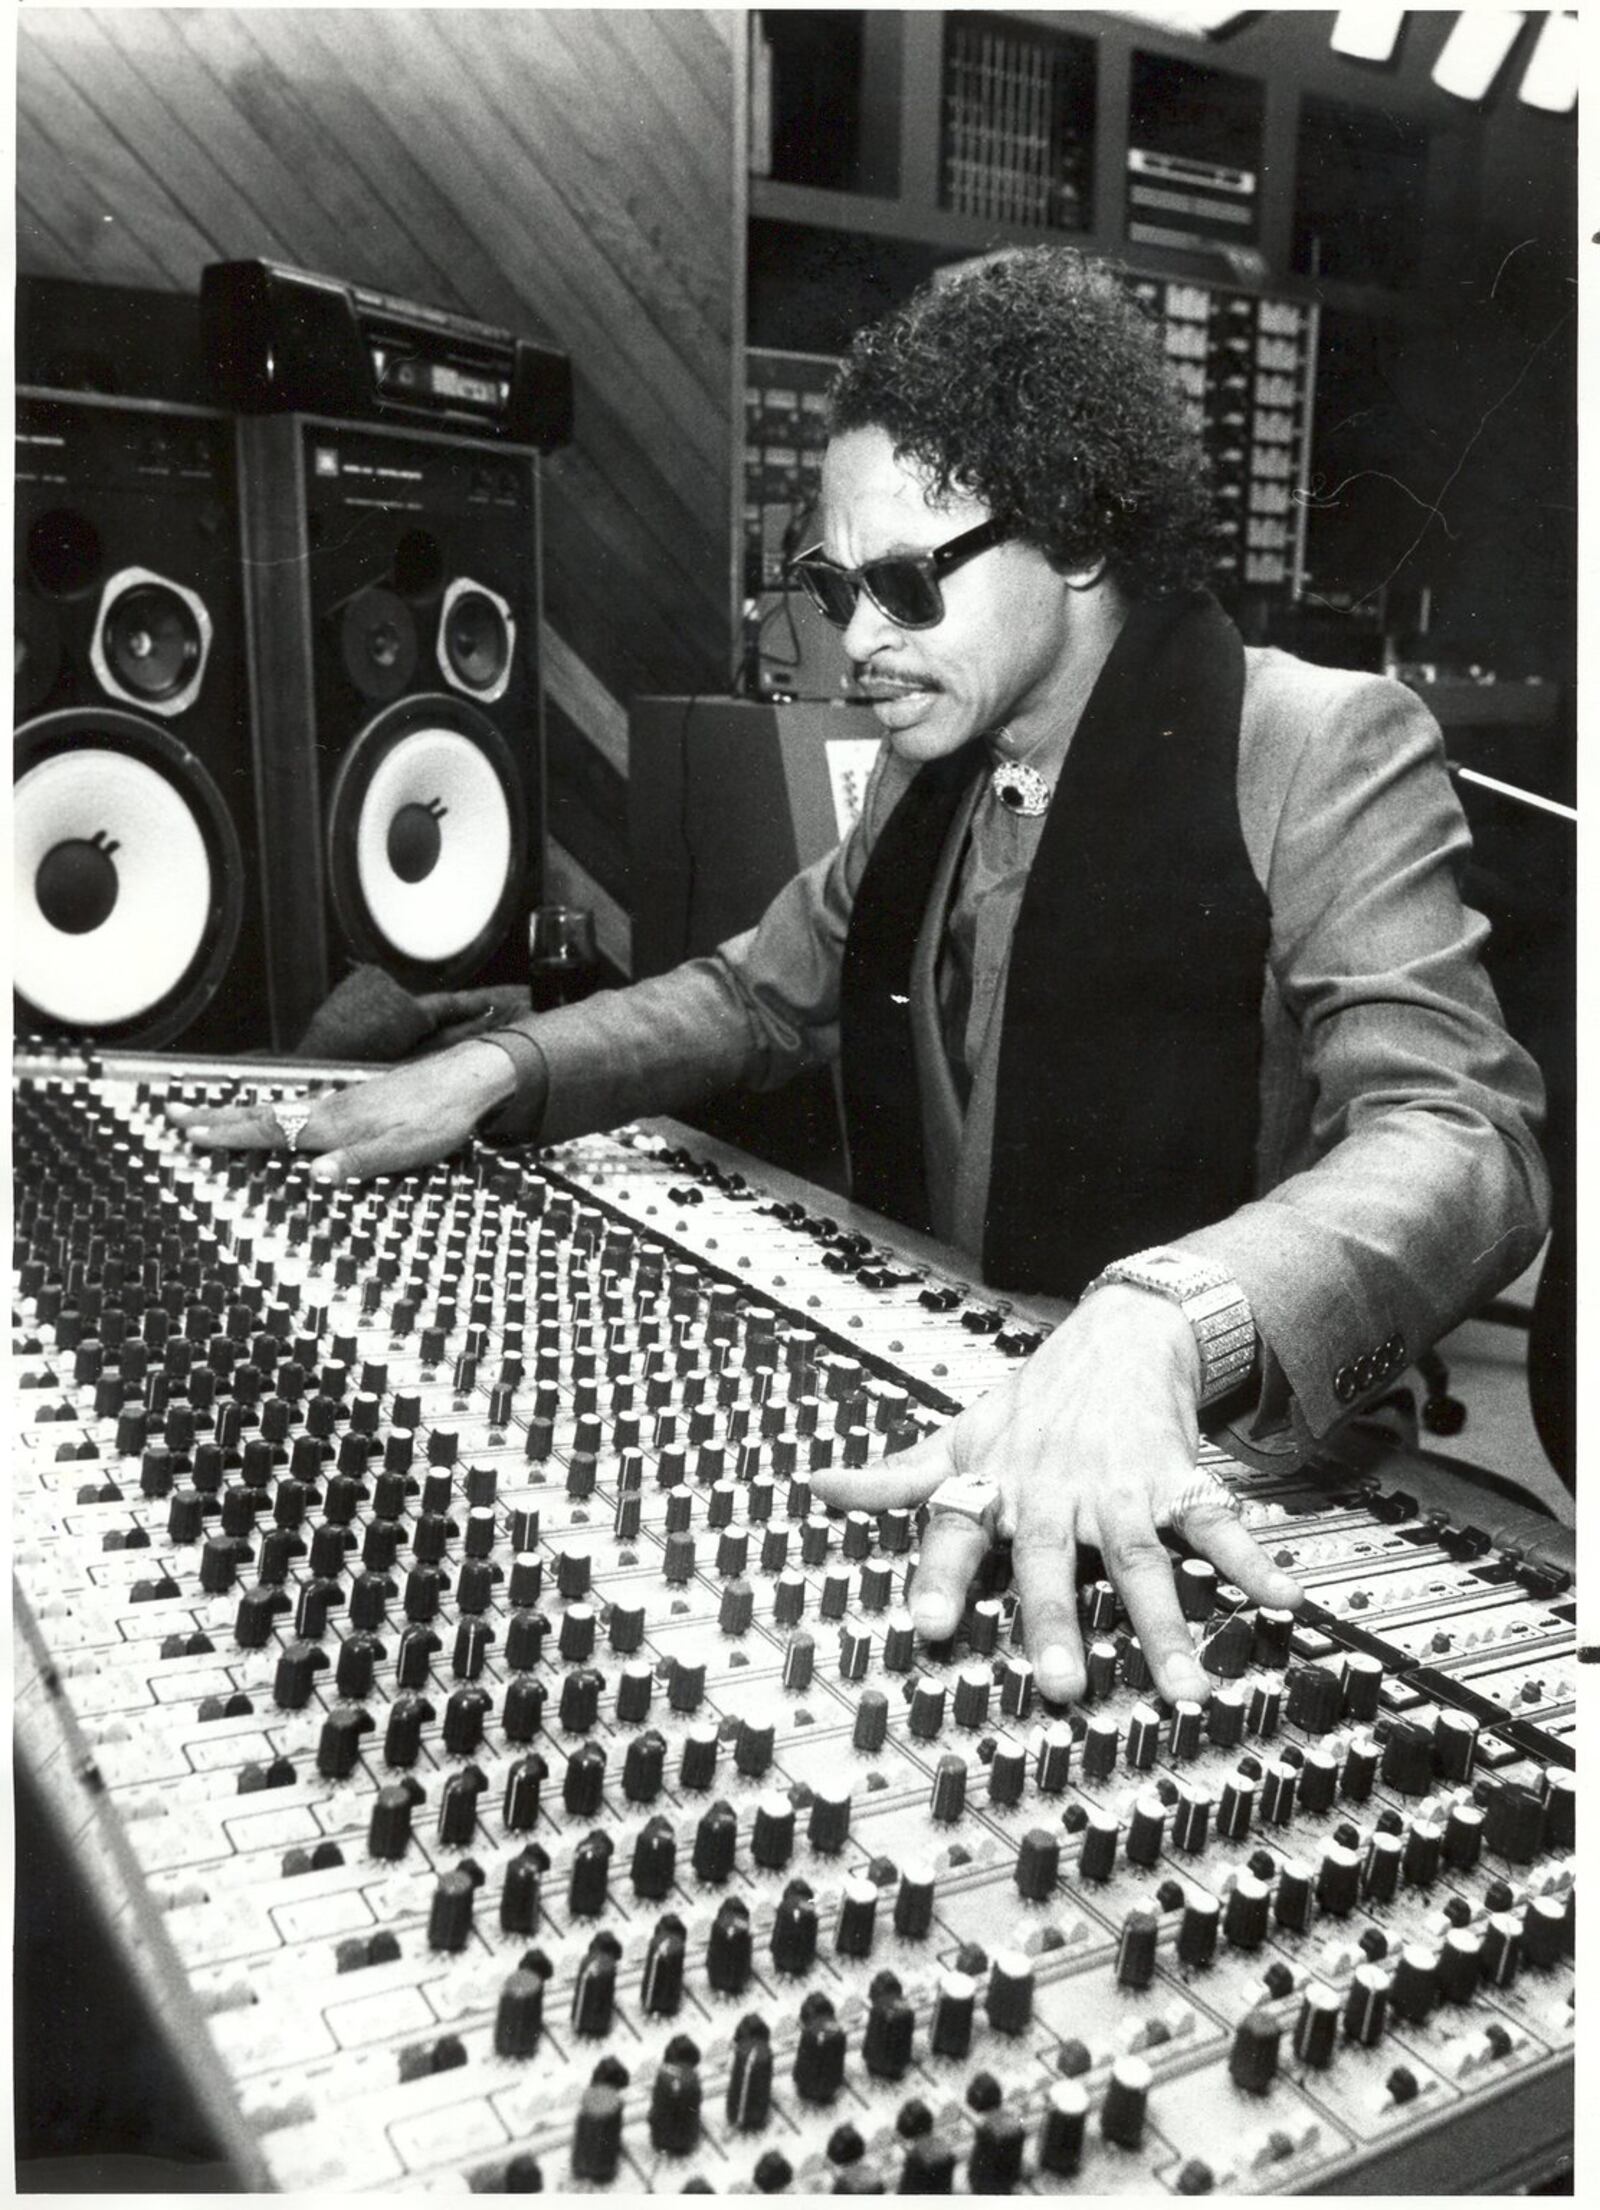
[854,659,939,689]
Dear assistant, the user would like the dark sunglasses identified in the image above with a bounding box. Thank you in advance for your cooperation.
[787,517,1013,630]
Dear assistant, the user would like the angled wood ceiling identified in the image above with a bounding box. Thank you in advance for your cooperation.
[17,8,745,955]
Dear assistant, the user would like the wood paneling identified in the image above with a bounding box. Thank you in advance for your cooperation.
[16,8,743,973]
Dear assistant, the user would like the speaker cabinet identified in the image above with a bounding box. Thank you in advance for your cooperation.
[237,417,544,1042]
[13,390,270,1051]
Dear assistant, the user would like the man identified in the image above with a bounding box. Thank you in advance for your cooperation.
[176,250,1547,1708]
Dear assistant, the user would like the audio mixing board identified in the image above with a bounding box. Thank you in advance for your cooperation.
[12,1050,1577,2193]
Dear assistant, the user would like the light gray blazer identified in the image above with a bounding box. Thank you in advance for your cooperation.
[513,649,1549,1464]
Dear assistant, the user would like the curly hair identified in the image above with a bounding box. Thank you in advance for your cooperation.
[828,247,1217,598]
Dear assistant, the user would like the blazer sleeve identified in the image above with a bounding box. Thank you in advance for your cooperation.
[1174,672,1550,1459]
[486,741,898,1144]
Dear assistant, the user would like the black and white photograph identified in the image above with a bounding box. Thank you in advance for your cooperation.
[12,4,1582,2195]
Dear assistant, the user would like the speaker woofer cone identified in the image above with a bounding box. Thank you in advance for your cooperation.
[327,694,527,984]
[89,565,213,718]
[437,575,515,703]
[13,707,244,1044]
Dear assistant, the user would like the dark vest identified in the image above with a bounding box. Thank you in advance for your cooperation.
[839,591,1270,1295]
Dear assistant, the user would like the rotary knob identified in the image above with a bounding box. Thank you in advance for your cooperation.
[1230,2009,1281,2095]
[1100,2055,1151,2149]
[793,1996,847,2104]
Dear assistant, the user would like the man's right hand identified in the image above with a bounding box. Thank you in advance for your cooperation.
[165,1040,519,1186]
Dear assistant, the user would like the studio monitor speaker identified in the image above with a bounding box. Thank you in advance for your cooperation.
[13,390,271,1051]
[236,417,544,1042]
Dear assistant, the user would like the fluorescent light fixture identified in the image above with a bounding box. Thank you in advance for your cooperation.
[1330,7,1406,63]
[1098,5,1248,35]
[1431,10,1526,101]
[1518,9,1578,111]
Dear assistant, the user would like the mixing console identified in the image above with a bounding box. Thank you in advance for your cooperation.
[13,1051,1576,2193]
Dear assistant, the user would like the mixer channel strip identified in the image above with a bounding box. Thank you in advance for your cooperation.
[11,1057,1576,2193]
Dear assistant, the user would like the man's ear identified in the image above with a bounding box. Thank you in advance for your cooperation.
[1061,558,1109,593]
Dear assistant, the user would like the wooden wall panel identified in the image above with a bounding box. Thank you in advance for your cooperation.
[16,7,743,973]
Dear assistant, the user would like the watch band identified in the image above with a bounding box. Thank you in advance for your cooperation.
[1081,1245,1257,1408]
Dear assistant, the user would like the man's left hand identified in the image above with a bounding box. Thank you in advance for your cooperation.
[809,1284,1303,1706]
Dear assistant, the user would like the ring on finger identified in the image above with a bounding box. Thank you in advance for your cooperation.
[925,1472,1004,1539]
[266,1095,314,1151]
[1161,1467,1243,1533]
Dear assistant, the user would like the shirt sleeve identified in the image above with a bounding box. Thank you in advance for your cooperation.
[1173,674,1549,1460]
[485,740,900,1145]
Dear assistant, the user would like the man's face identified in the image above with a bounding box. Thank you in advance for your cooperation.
[817,426,1084,761]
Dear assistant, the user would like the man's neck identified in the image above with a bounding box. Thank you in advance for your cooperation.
[998,580,1132,779]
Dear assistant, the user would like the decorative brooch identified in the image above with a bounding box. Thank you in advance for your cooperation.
[988,758,1053,817]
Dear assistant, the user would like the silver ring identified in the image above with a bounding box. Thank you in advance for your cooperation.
[268,1097,314,1151]
[1162,1468,1243,1531]
[925,1472,1003,1535]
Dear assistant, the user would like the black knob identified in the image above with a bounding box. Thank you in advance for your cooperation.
[1343,1962,1390,2045]
[1100,2055,1150,2149]
[771,1879,819,1975]
[793,1997,846,2104]
[726,2016,773,2129]
[834,1876,878,1958]
[234,1585,280,1650]
[428,1866,477,1951]
[568,1830,613,1917]
[752,1792,795,1870]
[502,1675,547,1743]
[272,1640,326,1711]
[1016,1829,1060,1901]
[501,1752,545,1833]
[1038,2080,1089,2176]
[503,1847,552,1935]
[1380,1720,1434,1797]
[894,1863,936,1940]
[1116,1907,1160,1990]
[437,1765,485,1847]
[380,1691,430,1768]
[631,1815,677,1901]
[495,1969,545,2057]
[862,1985,914,2079]
[808,1782,852,1855]
[985,1952,1034,2036]
[707,1897,753,1993]
[570,2084,623,2183]
[1177,1895,1219,1969]
[642,1916,687,2017]
[1077,1808,1119,1883]
[442,1684,490,1757]
[368,1780,418,1861]
[930,1971,975,2058]
[317,1704,371,1781]
[623,1730,666,1804]
[563,1741,607,1818]
[1229,2010,1280,2094]
[1293,1985,1341,2068]
[571,1935,620,2036]
[693,1799,739,1884]
[649,2058,703,2156]
[1482,1782,1547,1865]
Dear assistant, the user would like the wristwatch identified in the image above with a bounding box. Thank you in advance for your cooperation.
[1081,1246,1257,1408]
